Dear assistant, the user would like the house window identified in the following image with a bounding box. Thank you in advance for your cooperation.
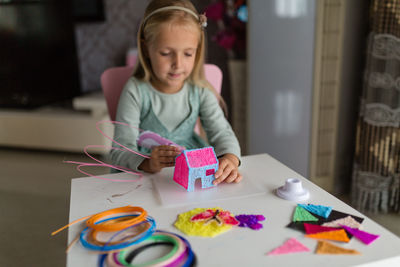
[206,169,215,176]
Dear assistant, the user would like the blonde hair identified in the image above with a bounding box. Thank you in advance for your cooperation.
[134,0,227,113]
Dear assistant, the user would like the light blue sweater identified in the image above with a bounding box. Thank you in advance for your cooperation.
[110,77,241,171]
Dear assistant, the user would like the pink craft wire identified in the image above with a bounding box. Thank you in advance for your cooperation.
[96,120,150,158]
[65,120,151,182]
[106,252,124,267]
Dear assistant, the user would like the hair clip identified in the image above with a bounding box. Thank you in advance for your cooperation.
[199,13,207,28]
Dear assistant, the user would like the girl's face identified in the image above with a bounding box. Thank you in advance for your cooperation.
[146,22,199,93]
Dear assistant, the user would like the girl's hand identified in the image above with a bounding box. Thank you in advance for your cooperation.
[139,145,181,173]
[213,153,242,185]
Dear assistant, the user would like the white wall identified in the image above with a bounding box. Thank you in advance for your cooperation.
[248,0,316,177]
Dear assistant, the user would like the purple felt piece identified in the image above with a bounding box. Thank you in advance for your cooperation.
[340,225,380,245]
[235,214,266,230]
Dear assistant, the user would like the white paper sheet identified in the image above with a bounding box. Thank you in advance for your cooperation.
[151,167,265,207]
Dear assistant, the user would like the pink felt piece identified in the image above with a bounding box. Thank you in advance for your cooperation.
[340,225,380,245]
[173,155,189,189]
[186,147,217,168]
[218,211,239,225]
[191,209,214,221]
[303,223,339,234]
[267,238,310,255]
[191,209,239,226]
[206,169,215,176]
[322,215,361,228]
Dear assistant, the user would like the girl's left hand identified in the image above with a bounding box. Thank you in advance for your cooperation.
[213,154,242,185]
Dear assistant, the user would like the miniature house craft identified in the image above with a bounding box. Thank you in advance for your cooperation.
[173,147,219,192]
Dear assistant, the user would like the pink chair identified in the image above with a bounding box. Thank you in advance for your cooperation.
[100,64,223,122]
[101,66,136,121]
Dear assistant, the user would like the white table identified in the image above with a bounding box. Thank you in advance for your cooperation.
[67,154,400,266]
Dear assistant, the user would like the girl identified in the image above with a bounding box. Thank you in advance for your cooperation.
[110,0,242,185]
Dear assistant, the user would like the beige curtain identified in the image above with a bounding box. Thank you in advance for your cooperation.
[352,0,400,213]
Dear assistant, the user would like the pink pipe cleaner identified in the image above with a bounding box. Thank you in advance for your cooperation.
[64,120,151,182]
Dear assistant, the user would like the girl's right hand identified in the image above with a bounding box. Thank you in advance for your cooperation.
[139,145,181,173]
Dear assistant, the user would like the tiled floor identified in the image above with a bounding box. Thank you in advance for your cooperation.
[0,148,399,266]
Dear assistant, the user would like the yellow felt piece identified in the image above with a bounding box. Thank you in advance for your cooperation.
[315,240,360,255]
[306,229,350,242]
[174,207,233,237]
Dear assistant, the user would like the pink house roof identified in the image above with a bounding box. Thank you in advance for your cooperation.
[185,147,217,168]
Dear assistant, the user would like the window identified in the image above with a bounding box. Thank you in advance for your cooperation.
[206,169,215,176]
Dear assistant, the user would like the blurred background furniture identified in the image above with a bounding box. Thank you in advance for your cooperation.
[352,0,400,213]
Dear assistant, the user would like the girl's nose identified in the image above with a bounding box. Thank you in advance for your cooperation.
[172,54,182,69]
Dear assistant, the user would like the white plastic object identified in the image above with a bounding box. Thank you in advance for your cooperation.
[276,178,309,201]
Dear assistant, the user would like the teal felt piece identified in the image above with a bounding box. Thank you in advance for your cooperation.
[298,204,332,219]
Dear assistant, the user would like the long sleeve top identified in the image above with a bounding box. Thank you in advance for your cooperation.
[109,77,241,171]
